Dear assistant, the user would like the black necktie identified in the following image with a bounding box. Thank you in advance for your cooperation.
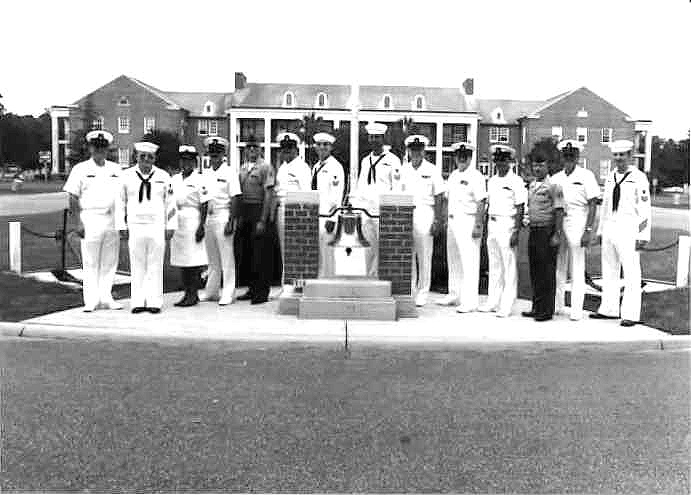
[367,154,386,185]
[312,160,327,190]
[136,171,153,202]
[612,171,631,212]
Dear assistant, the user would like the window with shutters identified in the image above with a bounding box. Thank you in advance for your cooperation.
[209,120,218,136]
[198,120,209,136]
[577,127,588,143]
[91,116,104,130]
[601,128,613,143]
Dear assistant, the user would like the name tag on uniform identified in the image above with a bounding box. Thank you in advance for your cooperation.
[421,175,431,179]
[502,186,512,191]
[572,182,583,186]
[217,178,227,183]
[154,180,165,184]
[86,175,96,178]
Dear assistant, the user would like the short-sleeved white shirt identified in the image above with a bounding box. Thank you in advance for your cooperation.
[402,159,445,207]
[312,155,345,214]
[172,172,210,210]
[63,158,122,214]
[118,165,177,228]
[275,156,311,199]
[207,163,241,211]
[550,166,600,215]
[487,171,527,216]
[447,166,488,216]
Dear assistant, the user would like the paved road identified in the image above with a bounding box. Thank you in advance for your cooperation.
[652,206,689,231]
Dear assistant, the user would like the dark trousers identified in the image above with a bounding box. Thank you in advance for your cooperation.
[180,266,202,292]
[528,226,558,317]
[236,202,273,300]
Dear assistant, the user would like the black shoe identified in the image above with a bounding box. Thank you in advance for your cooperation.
[236,292,253,301]
[250,297,268,305]
[521,311,536,318]
[147,307,161,314]
[131,306,147,314]
[589,313,618,320]
[620,319,639,327]
[534,314,553,322]
[174,293,191,307]
[178,295,199,307]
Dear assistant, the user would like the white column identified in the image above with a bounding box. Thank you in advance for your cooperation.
[435,121,444,168]
[9,222,21,273]
[349,84,360,197]
[467,117,479,170]
[229,114,238,166]
[264,118,271,162]
[50,112,59,176]
[677,235,691,287]
[644,131,652,173]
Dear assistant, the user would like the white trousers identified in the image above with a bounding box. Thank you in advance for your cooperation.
[485,216,517,316]
[128,224,164,309]
[205,214,236,299]
[362,216,379,278]
[319,217,335,278]
[447,213,481,311]
[556,213,587,319]
[598,228,642,321]
[80,214,119,307]
[412,205,434,303]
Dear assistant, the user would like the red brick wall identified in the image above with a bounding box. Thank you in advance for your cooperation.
[477,124,523,163]
[185,117,230,158]
[283,192,320,285]
[524,88,634,183]
[378,195,414,296]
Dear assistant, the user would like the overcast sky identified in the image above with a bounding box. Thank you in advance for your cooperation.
[2,0,688,139]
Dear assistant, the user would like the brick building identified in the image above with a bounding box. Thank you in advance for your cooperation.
[50,74,651,185]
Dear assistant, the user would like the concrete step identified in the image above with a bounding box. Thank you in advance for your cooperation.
[299,297,397,321]
[302,278,392,298]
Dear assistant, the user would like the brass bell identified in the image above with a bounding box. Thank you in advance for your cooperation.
[328,210,370,248]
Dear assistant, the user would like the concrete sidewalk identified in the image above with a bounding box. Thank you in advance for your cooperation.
[1,290,688,349]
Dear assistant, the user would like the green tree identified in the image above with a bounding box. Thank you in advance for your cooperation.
[0,112,51,170]
[68,96,98,166]
[141,129,181,173]
[651,136,690,187]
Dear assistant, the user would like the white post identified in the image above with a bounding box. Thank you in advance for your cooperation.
[229,114,239,167]
[676,235,690,287]
[349,84,360,198]
[263,118,271,163]
[9,222,21,273]
[435,121,444,168]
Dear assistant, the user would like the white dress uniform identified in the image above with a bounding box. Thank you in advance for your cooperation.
[204,162,242,303]
[354,150,402,277]
[116,165,177,310]
[596,165,651,322]
[551,166,600,319]
[401,159,444,306]
[170,172,209,267]
[63,158,122,309]
[312,155,345,277]
[445,166,487,311]
[482,171,527,316]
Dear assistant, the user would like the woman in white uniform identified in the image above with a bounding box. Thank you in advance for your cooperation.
[170,145,209,306]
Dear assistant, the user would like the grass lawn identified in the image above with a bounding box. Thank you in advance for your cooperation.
[1,338,688,492]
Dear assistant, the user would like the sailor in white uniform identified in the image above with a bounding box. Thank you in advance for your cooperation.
[402,134,445,306]
[591,139,651,327]
[63,130,123,311]
[439,142,487,312]
[479,144,526,317]
[310,132,345,277]
[116,141,177,313]
[199,136,241,305]
[170,145,209,307]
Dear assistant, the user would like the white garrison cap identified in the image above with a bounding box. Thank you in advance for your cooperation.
[365,122,387,135]
[134,141,159,154]
[608,139,634,153]
[178,145,197,155]
[489,144,516,158]
[451,141,475,153]
[313,132,335,144]
[85,130,113,145]
[203,136,229,149]
[404,135,429,147]
[277,132,301,147]
[557,139,584,152]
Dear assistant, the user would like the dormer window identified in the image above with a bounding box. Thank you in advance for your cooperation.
[414,95,425,110]
[283,91,295,108]
[316,92,328,108]
[492,107,505,123]
[203,101,215,115]
[577,107,588,118]
[117,96,130,106]
[382,94,392,110]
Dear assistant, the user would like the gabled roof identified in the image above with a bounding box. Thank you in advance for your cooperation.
[128,77,181,109]
[231,83,350,109]
[359,85,469,112]
[164,92,228,117]
[476,99,544,124]
[527,88,580,116]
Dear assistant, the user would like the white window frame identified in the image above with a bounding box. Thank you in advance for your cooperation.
[579,157,587,169]
[489,126,509,143]
[144,117,156,134]
[203,101,215,115]
[118,148,129,167]
[201,155,211,170]
[413,94,425,110]
[601,128,613,143]
[522,126,527,144]
[91,116,104,131]
[577,107,588,118]
[117,96,130,106]
[282,91,295,108]
[577,127,588,143]
[382,94,392,110]
[198,120,209,136]
[209,120,218,137]
[118,116,130,134]
[551,126,563,139]
[599,159,611,181]
[316,92,328,108]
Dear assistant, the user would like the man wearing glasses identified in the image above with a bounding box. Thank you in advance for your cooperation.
[311,132,345,277]
[116,141,177,313]
[591,139,651,327]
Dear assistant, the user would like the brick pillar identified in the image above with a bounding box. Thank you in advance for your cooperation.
[378,193,417,317]
[283,191,320,287]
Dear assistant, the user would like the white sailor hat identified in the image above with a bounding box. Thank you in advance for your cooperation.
[204,136,229,153]
[451,141,475,154]
[178,145,198,156]
[85,130,113,147]
[404,135,429,148]
[365,122,387,135]
[489,144,516,160]
[277,132,301,148]
[557,139,584,153]
[134,141,159,154]
[608,139,634,153]
[313,132,335,144]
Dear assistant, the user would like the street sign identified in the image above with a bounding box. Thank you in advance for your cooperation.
[38,151,51,163]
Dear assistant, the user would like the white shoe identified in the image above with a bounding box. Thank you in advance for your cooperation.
[83,304,97,312]
[478,305,496,313]
[496,311,510,318]
[456,306,476,313]
[570,313,583,321]
[437,296,459,306]
[218,296,234,306]
[415,297,427,307]
[101,300,123,310]
[199,292,219,302]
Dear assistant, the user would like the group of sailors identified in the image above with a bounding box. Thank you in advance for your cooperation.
[64,123,651,326]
